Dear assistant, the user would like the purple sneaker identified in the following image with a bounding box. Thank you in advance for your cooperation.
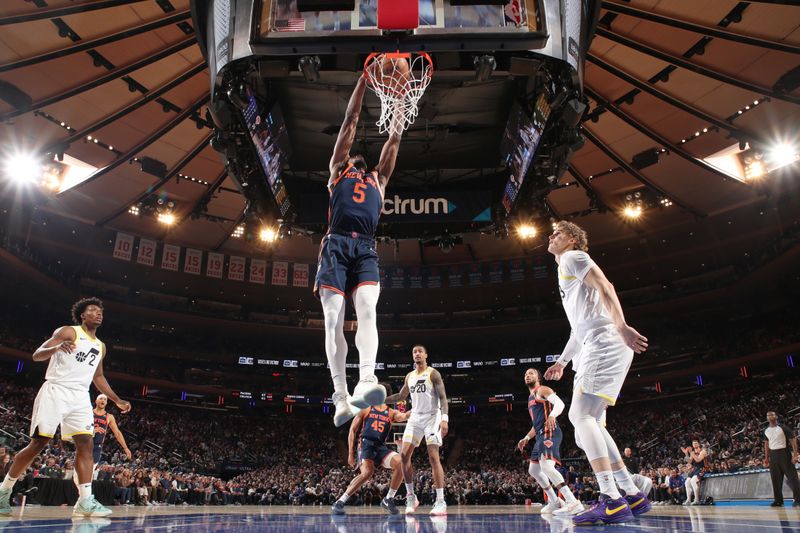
[572,494,634,526]
[624,491,652,516]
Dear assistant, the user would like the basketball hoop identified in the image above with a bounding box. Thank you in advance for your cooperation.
[363,52,433,137]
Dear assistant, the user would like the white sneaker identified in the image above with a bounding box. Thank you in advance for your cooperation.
[552,499,584,515]
[350,375,386,409]
[405,494,420,514]
[333,392,360,427]
[540,498,563,514]
[430,500,447,516]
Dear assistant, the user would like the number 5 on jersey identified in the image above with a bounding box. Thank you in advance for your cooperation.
[352,182,366,203]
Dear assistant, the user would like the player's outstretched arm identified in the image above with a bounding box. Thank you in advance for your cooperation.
[391,409,412,424]
[583,266,648,353]
[385,375,410,404]
[348,409,367,468]
[431,369,449,438]
[329,76,368,181]
[32,326,76,362]
[108,414,132,460]
[374,107,402,193]
[538,385,564,431]
[93,343,131,413]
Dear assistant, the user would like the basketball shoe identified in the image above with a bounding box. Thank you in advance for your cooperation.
[381,496,399,515]
[0,487,11,516]
[430,500,447,516]
[405,493,420,514]
[331,500,346,515]
[72,495,112,517]
[332,392,360,427]
[572,494,633,525]
[553,499,584,516]
[350,375,386,409]
[540,497,563,514]
[624,491,653,516]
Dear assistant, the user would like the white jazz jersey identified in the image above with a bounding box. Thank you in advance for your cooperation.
[558,250,612,341]
[45,325,103,391]
[407,367,439,421]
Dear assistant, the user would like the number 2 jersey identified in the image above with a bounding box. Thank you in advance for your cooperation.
[45,325,103,391]
[328,164,383,236]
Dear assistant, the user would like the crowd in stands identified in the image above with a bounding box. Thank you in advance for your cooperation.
[1,373,798,508]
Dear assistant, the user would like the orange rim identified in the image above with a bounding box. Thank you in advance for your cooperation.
[363,52,434,80]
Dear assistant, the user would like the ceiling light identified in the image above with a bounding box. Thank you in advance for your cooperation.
[157,213,176,225]
[259,227,277,243]
[128,205,140,216]
[515,224,537,239]
[4,153,41,185]
[623,205,642,219]
[767,142,799,168]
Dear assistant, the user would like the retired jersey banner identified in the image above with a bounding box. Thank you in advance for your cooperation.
[250,259,266,284]
[228,256,246,281]
[489,261,504,284]
[509,258,526,282]
[271,261,288,286]
[531,255,550,279]
[425,266,442,289]
[448,265,463,288]
[184,248,202,275]
[206,252,224,279]
[112,232,134,261]
[408,267,423,289]
[292,263,309,287]
[390,267,405,289]
[136,238,156,266]
[467,263,485,286]
[161,244,180,271]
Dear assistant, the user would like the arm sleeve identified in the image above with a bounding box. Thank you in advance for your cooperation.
[560,251,597,282]
[545,393,565,418]
[556,331,580,366]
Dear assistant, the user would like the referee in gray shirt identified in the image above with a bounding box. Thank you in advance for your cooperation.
[763,411,800,507]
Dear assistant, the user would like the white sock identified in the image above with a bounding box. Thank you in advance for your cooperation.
[387,488,397,498]
[405,483,414,496]
[544,486,558,503]
[321,291,348,396]
[79,482,92,501]
[338,492,350,503]
[613,468,640,495]
[353,284,380,381]
[596,471,621,499]
[435,488,444,502]
[1,474,18,490]
[559,485,578,504]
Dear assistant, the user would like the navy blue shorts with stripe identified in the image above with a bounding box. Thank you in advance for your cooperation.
[314,232,379,298]
[359,438,394,467]
[530,426,562,463]
[93,444,103,464]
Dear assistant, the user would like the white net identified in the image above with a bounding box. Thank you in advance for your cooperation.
[364,53,433,137]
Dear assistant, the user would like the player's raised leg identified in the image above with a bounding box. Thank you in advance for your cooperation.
[349,283,385,409]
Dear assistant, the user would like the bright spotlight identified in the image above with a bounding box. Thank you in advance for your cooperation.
[259,227,277,243]
[767,143,799,168]
[744,159,766,181]
[5,153,41,185]
[157,213,176,225]
[623,205,643,219]
[516,224,537,239]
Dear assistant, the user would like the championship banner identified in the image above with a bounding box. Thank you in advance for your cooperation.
[532,255,549,279]
[509,258,526,282]
[390,266,405,289]
[292,263,309,288]
[408,266,423,289]
[184,248,202,275]
[136,238,156,266]
[424,266,442,289]
[250,258,266,284]
[161,244,180,271]
[489,261,504,284]
[271,261,288,286]
[468,263,484,286]
[228,255,245,281]
[206,252,224,279]
[112,232,134,261]
[448,265,463,288]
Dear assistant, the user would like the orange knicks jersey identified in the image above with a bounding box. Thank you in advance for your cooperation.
[328,164,383,237]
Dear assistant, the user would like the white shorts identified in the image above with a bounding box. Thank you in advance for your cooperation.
[402,411,442,448]
[573,324,633,406]
[30,381,93,442]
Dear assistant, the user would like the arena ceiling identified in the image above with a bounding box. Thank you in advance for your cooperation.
[0,0,798,268]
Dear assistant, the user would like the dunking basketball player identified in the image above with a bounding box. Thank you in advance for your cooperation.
[0,298,131,517]
[384,345,449,516]
[543,221,651,525]
[332,383,411,515]
[517,368,582,515]
[314,58,405,427]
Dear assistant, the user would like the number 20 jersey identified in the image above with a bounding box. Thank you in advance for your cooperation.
[408,367,439,421]
[45,325,103,391]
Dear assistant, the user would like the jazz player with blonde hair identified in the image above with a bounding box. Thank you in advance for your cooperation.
[384,344,449,516]
[0,297,131,518]
[544,221,651,525]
